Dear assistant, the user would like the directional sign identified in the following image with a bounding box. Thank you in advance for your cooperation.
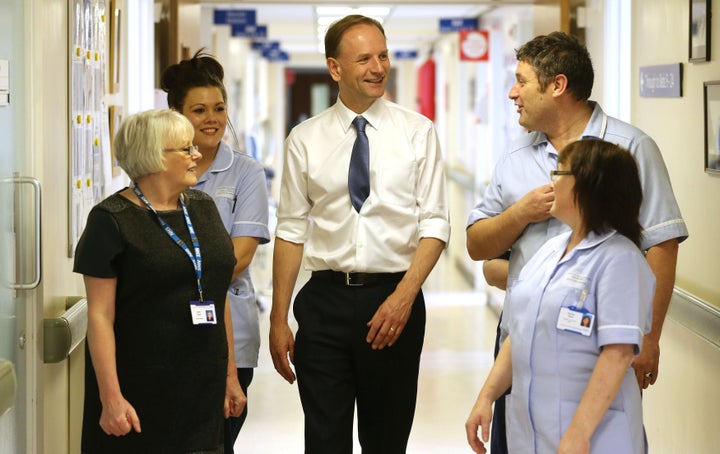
[213,9,256,25]
[439,18,479,33]
[394,50,418,59]
[231,24,268,39]
[263,49,290,62]
[252,41,280,52]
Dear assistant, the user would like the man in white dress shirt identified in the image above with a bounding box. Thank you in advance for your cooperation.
[269,14,450,454]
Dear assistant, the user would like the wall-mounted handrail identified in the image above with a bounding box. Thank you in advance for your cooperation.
[668,288,720,349]
[43,297,88,363]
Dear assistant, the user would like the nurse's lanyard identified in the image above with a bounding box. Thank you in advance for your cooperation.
[132,183,204,301]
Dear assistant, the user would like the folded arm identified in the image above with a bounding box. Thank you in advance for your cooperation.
[466,184,554,260]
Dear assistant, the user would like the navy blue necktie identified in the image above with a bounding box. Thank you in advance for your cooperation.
[349,116,370,212]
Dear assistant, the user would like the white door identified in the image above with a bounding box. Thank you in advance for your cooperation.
[0,1,40,453]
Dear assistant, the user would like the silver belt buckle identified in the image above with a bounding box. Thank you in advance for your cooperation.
[345,272,363,286]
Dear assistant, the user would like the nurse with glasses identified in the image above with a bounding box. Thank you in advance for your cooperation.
[467,139,655,454]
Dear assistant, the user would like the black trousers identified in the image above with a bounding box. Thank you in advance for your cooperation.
[490,312,509,454]
[224,368,254,454]
[293,276,426,454]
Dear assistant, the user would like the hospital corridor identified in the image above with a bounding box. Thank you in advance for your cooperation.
[1,1,719,453]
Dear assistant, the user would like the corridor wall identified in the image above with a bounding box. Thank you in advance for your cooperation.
[632,2,720,449]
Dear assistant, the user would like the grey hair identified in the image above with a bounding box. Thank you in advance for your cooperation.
[113,109,194,180]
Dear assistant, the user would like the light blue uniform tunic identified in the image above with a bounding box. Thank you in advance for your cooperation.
[467,102,688,289]
[502,230,655,454]
[193,141,270,367]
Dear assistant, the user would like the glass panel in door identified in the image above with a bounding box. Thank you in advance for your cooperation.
[0,1,29,453]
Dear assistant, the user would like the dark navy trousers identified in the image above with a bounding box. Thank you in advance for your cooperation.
[293,276,426,454]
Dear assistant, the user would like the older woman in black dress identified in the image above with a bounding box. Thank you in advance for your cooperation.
[74,109,244,453]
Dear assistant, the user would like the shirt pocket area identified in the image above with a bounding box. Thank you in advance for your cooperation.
[378,162,416,207]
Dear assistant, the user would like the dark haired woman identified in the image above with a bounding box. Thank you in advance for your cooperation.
[161,50,270,453]
[466,139,655,454]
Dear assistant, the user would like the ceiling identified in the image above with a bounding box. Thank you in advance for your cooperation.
[201,1,536,64]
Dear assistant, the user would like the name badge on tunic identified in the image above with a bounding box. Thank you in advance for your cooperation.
[557,306,594,336]
[564,272,588,289]
[190,300,217,325]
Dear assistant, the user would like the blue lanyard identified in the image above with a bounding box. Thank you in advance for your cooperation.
[132,184,204,301]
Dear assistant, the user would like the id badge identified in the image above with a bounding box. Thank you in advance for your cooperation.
[557,306,594,336]
[190,300,217,325]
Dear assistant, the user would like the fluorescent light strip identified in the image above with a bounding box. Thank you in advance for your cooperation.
[315,6,390,54]
[315,6,354,16]
[315,6,390,18]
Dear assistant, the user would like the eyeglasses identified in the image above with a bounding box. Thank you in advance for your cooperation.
[550,170,572,182]
[164,145,199,156]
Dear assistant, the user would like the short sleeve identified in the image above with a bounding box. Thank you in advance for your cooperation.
[595,249,655,353]
[229,159,271,243]
[73,207,125,278]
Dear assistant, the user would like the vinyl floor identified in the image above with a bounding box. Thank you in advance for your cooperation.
[235,253,497,453]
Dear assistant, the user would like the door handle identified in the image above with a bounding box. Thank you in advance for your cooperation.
[1,175,41,289]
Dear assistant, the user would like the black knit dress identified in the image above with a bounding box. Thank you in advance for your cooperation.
[74,190,235,453]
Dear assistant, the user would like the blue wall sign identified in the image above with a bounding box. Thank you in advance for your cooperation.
[252,41,280,51]
[439,18,479,33]
[214,9,256,25]
[394,50,418,59]
[263,49,290,62]
[231,24,268,38]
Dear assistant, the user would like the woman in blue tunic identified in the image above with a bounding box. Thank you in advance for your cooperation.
[161,50,271,453]
[466,139,655,454]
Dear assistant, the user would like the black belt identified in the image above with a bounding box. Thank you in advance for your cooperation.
[311,270,405,287]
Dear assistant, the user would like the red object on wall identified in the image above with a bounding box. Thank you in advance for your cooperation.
[417,58,436,121]
[285,68,296,85]
[459,30,490,61]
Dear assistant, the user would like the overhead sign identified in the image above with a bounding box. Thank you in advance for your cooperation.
[439,18,479,33]
[394,50,418,60]
[263,49,290,62]
[231,24,268,39]
[459,30,489,61]
[252,41,280,52]
[213,9,256,25]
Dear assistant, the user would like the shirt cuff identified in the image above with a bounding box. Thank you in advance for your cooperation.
[419,218,450,243]
[275,218,310,243]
